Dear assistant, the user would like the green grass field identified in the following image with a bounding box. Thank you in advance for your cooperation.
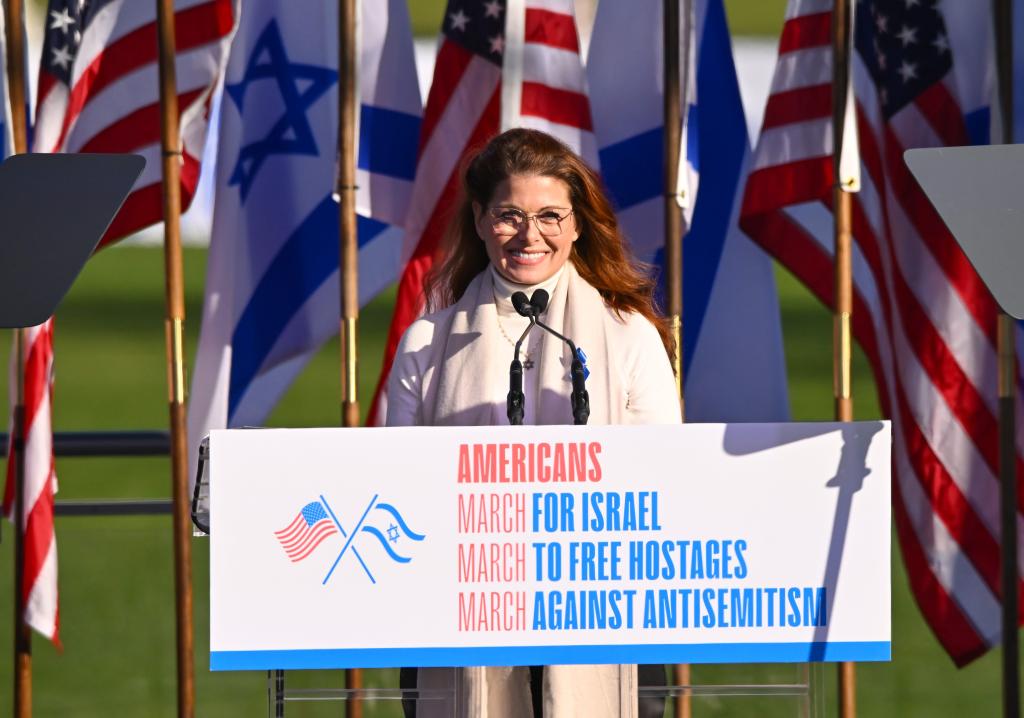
[0,245,1015,716]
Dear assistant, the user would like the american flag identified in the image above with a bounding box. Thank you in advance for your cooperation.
[275,501,339,563]
[34,0,236,244]
[3,323,60,644]
[741,0,1022,665]
[1,0,236,646]
[368,0,594,424]
[1,3,60,647]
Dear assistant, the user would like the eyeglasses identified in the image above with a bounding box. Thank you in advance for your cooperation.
[487,207,574,237]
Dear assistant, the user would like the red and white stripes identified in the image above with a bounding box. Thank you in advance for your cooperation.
[740,0,1022,665]
[274,515,339,563]
[501,0,595,163]
[3,321,60,644]
[34,0,236,244]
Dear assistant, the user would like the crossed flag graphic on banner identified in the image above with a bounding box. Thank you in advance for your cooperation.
[273,494,425,585]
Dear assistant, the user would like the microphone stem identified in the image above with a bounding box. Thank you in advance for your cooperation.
[507,318,536,426]
[514,317,536,359]
[534,318,590,425]
[534,318,575,355]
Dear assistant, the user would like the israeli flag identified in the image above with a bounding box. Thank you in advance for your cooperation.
[588,0,788,421]
[188,0,421,475]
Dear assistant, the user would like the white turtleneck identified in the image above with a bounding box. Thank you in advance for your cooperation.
[385,262,680,428]
[489,264,564,425]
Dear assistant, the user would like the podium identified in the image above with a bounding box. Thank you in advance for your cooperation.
[201,422,890,716]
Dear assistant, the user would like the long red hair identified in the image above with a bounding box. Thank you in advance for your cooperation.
[425,128,675,361]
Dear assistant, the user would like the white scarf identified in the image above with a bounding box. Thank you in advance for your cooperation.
[426,262,626,427]
[420,262,636,718]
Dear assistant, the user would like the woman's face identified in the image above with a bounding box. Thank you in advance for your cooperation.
[473,173,579,285]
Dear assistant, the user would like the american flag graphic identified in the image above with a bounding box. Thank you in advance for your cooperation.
[3,323,60,644]
[741,0,1023,665]
[34,0,236,244]
[368,0,594,424]
[275,501,339,563]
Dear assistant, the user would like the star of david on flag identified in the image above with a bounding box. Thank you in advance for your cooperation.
[224,20,337,202]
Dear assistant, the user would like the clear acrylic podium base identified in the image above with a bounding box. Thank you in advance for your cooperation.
[266,664,825,717]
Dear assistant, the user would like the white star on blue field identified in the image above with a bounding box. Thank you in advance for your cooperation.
[224,19,336,201]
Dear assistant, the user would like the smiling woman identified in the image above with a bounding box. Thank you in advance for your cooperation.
[423,128,674,352]
[475,174,579,286]
[385,128,682,717]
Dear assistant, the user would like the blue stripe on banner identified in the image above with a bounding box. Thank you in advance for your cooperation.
[227,198,388,419]
[211,641,891,671]
[597,127,662,212]
[0,122,6,158]
[358,104,420,180]
[679,0,747,376]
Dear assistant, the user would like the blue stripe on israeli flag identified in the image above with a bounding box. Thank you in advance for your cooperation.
[598,128,662,213]
[588,0,788,422]
[227,205,389,419]
[358,105,419,180]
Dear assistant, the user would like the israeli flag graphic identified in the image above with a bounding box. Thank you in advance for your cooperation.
[588,0,789,421]
[189,0,422,481]
[358,501,426,564]
[322,494,425,585]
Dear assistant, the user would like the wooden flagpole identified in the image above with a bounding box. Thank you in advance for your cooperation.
[338,0,362,714]
[154,1,195,715]
[2,0,26,149]
[993,1,1019,715]
[831,0,856,716]
[664,0,684,409]
[663,1,691,716]
[4,0,32,714]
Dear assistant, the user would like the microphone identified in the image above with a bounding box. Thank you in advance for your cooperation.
[506,292,538,425]
[511,291,533,317]
[529,289,549,314]
[525,289,590,425]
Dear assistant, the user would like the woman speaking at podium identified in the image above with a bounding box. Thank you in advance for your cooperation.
[388,128,681,717]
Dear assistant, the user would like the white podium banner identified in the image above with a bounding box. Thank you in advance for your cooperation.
[209,422,891,671]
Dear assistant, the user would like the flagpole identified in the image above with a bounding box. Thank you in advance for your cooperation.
[663,1,692,716]
[4,0,32,713]
[993,0,1019,715]
[831,0,856,716]
[337,0,362,714]
[664,0,684,412]
[154,1,195,715]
